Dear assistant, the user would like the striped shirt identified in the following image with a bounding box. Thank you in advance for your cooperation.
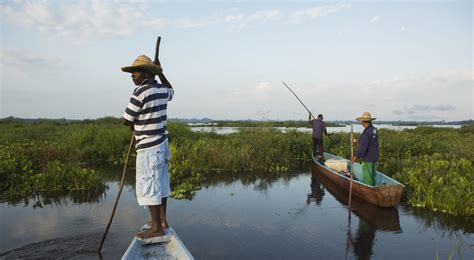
[122,79,174,151]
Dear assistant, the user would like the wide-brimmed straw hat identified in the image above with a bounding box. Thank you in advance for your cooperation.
[121,55,162,75]
[356,112,376,122]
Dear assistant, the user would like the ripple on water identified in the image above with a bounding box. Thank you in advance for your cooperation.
[0,233,101,260]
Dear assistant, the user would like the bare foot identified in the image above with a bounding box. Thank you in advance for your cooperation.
[144,221,168,230]
[136,228,165,239]
[161,221,169,229]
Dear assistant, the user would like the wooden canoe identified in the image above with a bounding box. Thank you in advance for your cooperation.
[311,167,402,232]
[312,153,404,207]
[122,225,194,260]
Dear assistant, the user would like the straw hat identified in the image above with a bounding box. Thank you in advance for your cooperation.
[356,112,376,122]
[121,55,162,75]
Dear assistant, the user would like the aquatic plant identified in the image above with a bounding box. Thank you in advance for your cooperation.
[0,118,472,217]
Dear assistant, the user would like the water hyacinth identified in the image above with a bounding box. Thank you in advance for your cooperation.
[0,118,473,217]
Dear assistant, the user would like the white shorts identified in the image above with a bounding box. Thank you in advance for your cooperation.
[135,142,171,206]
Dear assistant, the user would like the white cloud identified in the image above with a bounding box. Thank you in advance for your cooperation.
[249,10,281,21]
[0,1,165,43]
[291,69,472,120]
[1,2,351,40]
[0,49,62,71]
[290,4,351,23]
[224,14,244,23]
[370,15,380,23]
[255,82,273,92]
[393,105,455,116]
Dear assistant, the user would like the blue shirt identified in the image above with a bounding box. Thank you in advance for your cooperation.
[311,119,326,140]
[356,124,379,162]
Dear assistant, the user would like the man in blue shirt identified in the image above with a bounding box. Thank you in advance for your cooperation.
[350,112,379,186]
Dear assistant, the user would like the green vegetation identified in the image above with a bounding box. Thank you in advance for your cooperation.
[0,117,473,218]
[0,118,310,202]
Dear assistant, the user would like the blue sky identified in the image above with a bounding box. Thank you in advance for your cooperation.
[1,0,472,121]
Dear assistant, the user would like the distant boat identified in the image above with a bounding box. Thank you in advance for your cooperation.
[312,153,404,207]
[122,225,194,260]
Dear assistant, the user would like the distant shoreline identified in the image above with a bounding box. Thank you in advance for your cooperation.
[1,116,472,127]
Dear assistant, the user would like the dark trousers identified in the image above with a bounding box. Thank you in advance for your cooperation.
[312,138,324,157]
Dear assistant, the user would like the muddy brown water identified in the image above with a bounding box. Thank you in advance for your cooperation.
[1,166,473,259]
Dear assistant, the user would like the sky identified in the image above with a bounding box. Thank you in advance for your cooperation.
[0,0,472,121]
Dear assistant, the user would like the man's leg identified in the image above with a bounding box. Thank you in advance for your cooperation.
[312,138,317,156]
[361,162,375,186]
[371,163,377,185]
[317,139,324,157]
[137,205,165,238]
[160,197,169,229]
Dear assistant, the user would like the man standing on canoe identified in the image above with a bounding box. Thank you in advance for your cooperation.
[308,113,332,160]
[350,112,379,186]
[121,55,174,241]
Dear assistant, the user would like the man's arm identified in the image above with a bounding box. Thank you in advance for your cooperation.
[122,94,143,131]
[308,114,313,125]
[122,117,134,131]
[155,59,173,90]
[157,72,173,90]
[351,132,369,163]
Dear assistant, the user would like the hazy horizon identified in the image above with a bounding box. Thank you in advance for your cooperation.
[1,115,472,123]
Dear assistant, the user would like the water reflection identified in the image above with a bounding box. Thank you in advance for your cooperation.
[402,206,473,236]
[311,165,402,260]
[0,167,122,208]
[2,188,108,209]
[203,170,305,192]
[190,124,463,135]
[306,175,325,205]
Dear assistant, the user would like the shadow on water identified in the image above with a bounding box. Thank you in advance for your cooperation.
[310,165,402,260]
[0,233,103,259]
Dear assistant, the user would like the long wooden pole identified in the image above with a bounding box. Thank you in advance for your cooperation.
[98,133,135,253]
[349,124,354,208]
[282,82,315,119]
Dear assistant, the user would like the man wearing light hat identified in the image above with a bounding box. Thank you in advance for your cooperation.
[121,54,174,242]
[350,112,379,186]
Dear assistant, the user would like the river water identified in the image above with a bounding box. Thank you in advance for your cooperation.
[1,165,472,259]
[189,124,463,135]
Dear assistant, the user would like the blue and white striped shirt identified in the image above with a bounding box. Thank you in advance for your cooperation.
[123,79,174,151]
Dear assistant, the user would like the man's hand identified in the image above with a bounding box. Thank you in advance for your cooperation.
[122,118,134,131]
[308,114,313,121]
[350,156,357,165]
[352,137,358,144]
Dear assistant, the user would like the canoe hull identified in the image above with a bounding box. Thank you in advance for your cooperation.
[312,154,403,207]
[122,226,194,260]
[311,168,401,232]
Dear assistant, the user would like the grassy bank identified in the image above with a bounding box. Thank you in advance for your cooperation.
[0,118,473,217]
[0,118,310,202]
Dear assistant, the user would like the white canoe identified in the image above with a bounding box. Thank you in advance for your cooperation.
[122,226,194,260]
